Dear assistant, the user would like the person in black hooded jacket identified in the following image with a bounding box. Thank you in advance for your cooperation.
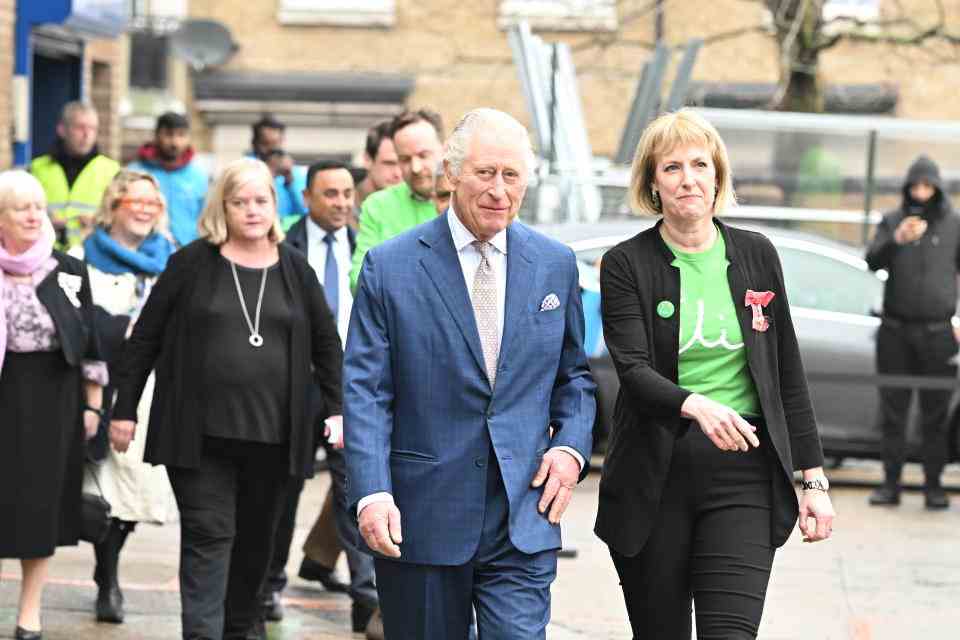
[865,154,959,510]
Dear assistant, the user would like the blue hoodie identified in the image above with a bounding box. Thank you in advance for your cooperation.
[129,143,209,247]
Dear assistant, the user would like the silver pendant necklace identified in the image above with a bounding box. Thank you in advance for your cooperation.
[229,260,268,348]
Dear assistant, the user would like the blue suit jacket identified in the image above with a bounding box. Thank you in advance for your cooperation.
[344,214,596,566]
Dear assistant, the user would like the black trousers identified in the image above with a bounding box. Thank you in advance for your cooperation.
[876,319,957,483]
[167,437,291,640]
[610,420,775,640]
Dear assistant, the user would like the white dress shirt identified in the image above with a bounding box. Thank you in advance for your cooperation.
[305,218,353,346]
[357,208,584,516]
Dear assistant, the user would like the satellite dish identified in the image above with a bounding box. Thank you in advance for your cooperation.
[170,19,238,71]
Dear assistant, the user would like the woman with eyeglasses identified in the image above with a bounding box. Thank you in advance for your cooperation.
[70,170,177,625]
[109,158,343,639]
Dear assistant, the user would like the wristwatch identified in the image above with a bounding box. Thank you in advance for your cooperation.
[800,476,829,492]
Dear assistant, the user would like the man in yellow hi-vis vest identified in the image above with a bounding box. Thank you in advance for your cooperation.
[30,101,119,249]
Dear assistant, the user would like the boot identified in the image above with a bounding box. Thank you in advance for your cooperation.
[924,477,950,510]
[93,519,133,623]
[352,601,377,633]
[868,482,901,506]
[869,465,901,506]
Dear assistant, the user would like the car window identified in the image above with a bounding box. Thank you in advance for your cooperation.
[775,246,883,317]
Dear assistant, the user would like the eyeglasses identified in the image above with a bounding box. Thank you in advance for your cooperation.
[117,197,163,213]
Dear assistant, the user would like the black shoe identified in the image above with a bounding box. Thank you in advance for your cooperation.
[298,557,348,593]
[262,590,284,622]
[351,601,377,633]
[15,626,42,640]
[96,583,125,623]
[869,484,901,506]
[925,486,950,510]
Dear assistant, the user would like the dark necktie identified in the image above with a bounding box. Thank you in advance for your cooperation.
[322,233,339,322]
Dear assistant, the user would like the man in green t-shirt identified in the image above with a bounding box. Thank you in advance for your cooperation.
[349,109,445,291]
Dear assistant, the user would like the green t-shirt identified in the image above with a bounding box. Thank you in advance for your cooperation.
[667,229,762,416]
[349,181,438,292]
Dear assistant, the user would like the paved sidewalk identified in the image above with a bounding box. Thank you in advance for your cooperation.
[2,463,959,639]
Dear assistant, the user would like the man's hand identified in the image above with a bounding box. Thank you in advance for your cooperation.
[531,449,580,525]
[798,490,836,543]
[358,501,402,558]
[894,215,927,245]
[110,419,136,453]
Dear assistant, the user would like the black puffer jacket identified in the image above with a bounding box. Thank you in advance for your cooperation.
[866,155,960,322]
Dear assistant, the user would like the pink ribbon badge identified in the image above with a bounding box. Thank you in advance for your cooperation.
[745,290,775,332]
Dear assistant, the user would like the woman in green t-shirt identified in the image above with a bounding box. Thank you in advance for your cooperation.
[595,110,836,640]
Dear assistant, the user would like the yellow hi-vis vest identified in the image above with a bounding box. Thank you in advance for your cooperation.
[30,153,120,249]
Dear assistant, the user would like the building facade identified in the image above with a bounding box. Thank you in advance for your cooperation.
[4,1,127,168]
[177,0,960,168]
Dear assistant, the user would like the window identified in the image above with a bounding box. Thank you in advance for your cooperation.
[776,246,883,317]
[823,0,880,23]
[277,0,396,27]
[498,0,617,32]
[762,0,880,36]
[129,31,168,89]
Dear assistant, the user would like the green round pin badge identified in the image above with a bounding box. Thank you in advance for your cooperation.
[656,300,675,318]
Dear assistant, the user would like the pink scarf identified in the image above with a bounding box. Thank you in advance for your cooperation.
[0,219,56,374]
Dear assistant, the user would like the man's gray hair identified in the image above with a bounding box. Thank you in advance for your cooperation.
[443,108,536,178]
[60,100,98,126]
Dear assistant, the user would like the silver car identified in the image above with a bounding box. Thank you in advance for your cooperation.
[543,219,960,462]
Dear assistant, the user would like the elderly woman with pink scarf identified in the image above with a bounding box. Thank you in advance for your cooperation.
[0,170,106,640]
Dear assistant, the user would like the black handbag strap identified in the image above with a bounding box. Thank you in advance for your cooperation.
[85,461,107,499]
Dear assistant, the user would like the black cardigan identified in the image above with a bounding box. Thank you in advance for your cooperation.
[112,240,343,478]
[594,219,824,555]
[35,251,101,368]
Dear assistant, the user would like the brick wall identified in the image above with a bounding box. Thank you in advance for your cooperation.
[0,0,15,169]
[186,0,960,158]
[85,37,126,162]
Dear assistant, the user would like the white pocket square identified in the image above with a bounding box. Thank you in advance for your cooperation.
[539,293,560,312]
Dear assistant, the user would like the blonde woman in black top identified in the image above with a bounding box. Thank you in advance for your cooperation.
[595,110,835,639]
[110,158,343,640]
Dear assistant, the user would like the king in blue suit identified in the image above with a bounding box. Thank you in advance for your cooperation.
[344,108,596,638]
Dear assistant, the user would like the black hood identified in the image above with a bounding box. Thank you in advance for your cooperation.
[902,155,945,217]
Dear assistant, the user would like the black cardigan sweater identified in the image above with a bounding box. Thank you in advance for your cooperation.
[35,252,101,369]
[594,219,824,555]
[112,240,343,478]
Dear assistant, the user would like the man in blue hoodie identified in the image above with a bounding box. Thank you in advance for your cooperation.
[128,112,209,247]
[249,114,308,230]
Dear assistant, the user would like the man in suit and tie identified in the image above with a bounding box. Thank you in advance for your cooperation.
[345,108,596,638]
[266,161,382,637]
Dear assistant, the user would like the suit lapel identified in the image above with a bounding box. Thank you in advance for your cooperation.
[499,223,535,363]
[419,216,487,377]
